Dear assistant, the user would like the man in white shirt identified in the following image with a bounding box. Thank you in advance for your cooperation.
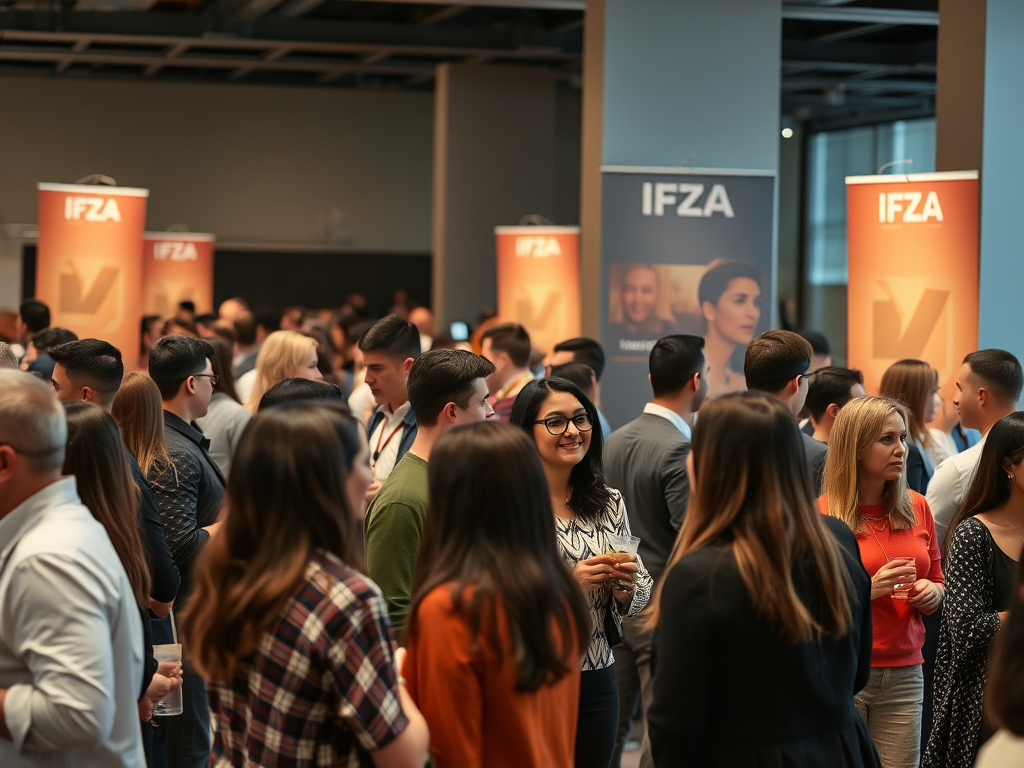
[360,315,422,501]
[603,334,708,768]
[0,370,144,768]
[927,349,1023,545]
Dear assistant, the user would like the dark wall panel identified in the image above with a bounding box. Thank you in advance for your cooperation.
[213,251,432,317]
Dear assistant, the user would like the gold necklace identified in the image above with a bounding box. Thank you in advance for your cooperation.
[1003,512,1024,544]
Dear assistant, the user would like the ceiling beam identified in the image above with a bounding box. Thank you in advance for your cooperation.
[782,6,938,26]
[420,6,469,26]
[815,22,895,43]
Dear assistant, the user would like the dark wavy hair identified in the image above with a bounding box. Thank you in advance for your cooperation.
[944,411,1024,559]
[408,423,590,691]
[509,377,612,522]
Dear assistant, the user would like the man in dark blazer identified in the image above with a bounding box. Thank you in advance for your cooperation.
[604,334,708,768]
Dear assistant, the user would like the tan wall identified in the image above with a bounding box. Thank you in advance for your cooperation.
[0,77,435,250]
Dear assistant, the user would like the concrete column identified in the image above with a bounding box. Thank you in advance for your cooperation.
[431,64,557,328]
[937,0,1024,366]
[978,0,1024,364]
[579,0,782,337]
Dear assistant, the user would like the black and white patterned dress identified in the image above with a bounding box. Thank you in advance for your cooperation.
[554,489,653,671]
[923,516,1017,768]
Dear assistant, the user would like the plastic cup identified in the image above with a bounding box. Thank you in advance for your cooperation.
[605,533,640,592]
[152,644,183,716]
[888,556,917,600]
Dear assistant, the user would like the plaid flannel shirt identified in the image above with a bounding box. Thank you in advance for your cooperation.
[207,552,408,766]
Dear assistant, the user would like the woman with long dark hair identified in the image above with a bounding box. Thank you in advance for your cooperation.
[823,397,945,768]
[510,377,652,768]
[403,423,591,768]
[923,412,1024,768]
[182,402,429,767]
[62,402,182,754]
[648,392,876,767]
[976,557,1024,766]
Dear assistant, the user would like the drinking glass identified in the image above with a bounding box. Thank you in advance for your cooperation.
[887,556,917,600]
[152,643,183,716]
[605,533,640,592]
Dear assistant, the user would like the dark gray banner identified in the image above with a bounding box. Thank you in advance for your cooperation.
[600,169,775,430]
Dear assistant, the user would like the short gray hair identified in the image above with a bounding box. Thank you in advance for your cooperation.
[0,370,66,472]
[0,342,17,370]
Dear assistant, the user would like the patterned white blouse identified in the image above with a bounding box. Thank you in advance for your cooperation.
[554,489,653,671]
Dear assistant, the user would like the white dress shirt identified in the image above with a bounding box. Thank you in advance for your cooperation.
[928,427,958,466]
[643,402,692,440]
[926,434,987,546]
[0,477,144,768]
[368,401,411,485]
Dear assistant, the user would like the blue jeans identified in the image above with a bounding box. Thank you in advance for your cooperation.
[152,615,211,768]
[855,665,923,768]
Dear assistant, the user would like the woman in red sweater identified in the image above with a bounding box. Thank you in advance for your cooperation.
[821,396,945,768]
[403,422,591,768]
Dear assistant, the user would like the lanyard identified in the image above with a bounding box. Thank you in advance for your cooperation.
[373,420,404,463]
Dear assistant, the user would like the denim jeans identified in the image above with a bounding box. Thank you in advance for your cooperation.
[855,665,924,768]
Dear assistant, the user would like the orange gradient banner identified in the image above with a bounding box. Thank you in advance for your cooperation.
[142,233,216,318]
[846,171,979,395]
[495,226,581,354]
[36,183,148,360]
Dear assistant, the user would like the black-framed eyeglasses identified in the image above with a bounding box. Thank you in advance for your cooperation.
[194,373,219,386]
[533,414,593,436]
[799,373,813,383]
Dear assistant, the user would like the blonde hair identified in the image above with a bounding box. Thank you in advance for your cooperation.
[879,359,937,449]
[649,393,853,642]
[823,396,915,533]
[245,331,319,413]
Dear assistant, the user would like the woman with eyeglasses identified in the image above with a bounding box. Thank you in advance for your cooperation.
[510,377,652,768]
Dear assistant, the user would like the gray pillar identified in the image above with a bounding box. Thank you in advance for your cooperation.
[431,64,557,328]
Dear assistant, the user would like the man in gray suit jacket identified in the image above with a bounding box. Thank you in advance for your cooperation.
[604,335,708,768]
[744,329,828,494]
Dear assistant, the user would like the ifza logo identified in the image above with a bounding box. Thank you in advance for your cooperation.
[154,242,199,262]
[64,196,122,222]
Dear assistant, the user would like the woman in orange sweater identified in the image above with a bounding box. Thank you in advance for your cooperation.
[821,396,945,768]
[403,422,591,768]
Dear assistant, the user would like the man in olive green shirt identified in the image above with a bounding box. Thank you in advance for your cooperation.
[364,349,495,641]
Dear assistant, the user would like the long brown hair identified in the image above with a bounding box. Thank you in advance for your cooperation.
[182,402,363,684]
[111,372,174,481]
[650,392,854,642]
[879,359,937,449]
[408,423,590,691]
[205,336,241,404]
[944,412,1024,558]
[823,396,915,533]
[63,402,152,608]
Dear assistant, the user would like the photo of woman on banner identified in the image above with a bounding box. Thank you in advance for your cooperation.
[608,264,677,341]
[699,259,763,399]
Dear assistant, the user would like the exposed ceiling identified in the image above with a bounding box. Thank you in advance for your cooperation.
[0,0,938,131]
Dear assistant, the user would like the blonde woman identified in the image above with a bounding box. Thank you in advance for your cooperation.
[243,330,323,413]
[879,360,943,493]
[821,397,945,768]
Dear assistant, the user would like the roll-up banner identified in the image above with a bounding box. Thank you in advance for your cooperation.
[495,226,581,356]
[36,183,148,361]
[845,171,979,395]
[142,232,216,318]
[600,167,776,428]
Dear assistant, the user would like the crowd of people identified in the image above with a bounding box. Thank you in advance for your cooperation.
[0,293,1023,768]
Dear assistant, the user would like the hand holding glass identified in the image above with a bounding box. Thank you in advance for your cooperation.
[887,556,917,600]
[605,533,640,592]
[152,643,183,716]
